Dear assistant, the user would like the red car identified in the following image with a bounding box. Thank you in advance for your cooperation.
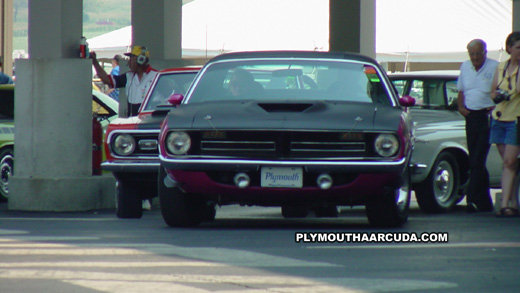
[102,67,200,218]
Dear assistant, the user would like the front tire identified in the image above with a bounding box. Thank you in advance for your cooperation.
[0,148,13,201]
[365,167,411,227]
[115,180,143,219]
[159,167,204,227]
[415,152,460,213]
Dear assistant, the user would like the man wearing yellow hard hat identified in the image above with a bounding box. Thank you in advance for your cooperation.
[91,45,158,116]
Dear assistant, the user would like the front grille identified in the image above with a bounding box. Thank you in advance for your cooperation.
[201,141,276,152]
[192,131,370,159]
[131,134,159,156]
[291,141,365,153]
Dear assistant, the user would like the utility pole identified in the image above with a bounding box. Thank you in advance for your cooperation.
[514,0,520,31]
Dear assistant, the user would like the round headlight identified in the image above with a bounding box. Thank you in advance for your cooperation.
[166,131,191,155]
[374,134,399,157]
[113,134,136,156]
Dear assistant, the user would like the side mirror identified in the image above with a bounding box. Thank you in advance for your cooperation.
[399,95,416,107]
[167,93,184,106]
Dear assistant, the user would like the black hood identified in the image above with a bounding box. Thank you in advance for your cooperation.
[135,113,170,130]
[165,100,402,132]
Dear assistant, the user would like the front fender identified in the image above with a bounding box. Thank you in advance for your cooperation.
[410,134,468,184]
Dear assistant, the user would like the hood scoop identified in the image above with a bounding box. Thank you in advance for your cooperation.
[257,102,314,113]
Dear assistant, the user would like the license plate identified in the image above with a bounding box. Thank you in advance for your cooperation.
[261,167,303,188]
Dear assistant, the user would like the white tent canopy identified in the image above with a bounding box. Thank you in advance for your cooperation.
[89,0,513,63]
[90,0,329,59]
[181,0,329,53]
[88,26,131,58]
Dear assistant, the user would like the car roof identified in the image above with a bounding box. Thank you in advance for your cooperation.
[389,70,460,79]
[158,66,201,74]
[208,50,379,65]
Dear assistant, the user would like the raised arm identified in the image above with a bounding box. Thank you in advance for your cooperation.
[90,51,113,87]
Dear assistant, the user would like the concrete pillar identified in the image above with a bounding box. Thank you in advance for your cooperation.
[131,0,189,69]
[514,0,520,31]
[9,0,114,212]
[0,0,13,76]
[329,0,376,59]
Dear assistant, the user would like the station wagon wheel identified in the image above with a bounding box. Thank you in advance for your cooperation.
[365,167,411,227]
[0,148,13,201]
[158,166,204,227]
[115,180,143,219]
[415,152,459,213]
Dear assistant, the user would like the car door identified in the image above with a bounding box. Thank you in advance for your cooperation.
[393,76,502,189]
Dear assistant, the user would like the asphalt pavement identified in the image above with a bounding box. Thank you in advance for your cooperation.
[0,191,519,292]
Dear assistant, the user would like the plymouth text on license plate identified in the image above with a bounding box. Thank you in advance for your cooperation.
[261,167,303,188]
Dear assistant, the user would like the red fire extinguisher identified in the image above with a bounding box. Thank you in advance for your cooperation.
[79,36,89,58]
[92,115,103,175]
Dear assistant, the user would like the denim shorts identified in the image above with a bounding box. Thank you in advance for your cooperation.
[489,119,519,146]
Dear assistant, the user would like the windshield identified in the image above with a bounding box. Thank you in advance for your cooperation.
[187,60,392,105]
[143,71,198,111]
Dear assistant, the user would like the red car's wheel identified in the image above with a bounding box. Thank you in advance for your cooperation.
[115,180,143,219]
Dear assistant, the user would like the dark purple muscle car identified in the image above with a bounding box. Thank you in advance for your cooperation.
[158,51,415,227]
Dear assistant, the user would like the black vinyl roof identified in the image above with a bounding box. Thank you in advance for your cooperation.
[208,50,379,65]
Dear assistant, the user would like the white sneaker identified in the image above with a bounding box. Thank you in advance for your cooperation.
[142,200,151,211]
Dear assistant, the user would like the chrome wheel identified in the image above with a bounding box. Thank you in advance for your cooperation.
[415,152,459,213]
[0,149,13,201]
[433,161,455,203]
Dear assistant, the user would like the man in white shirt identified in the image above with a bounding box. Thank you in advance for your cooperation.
[91,45,158,116]
[91,46,158,211]
[457,39,499,213]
